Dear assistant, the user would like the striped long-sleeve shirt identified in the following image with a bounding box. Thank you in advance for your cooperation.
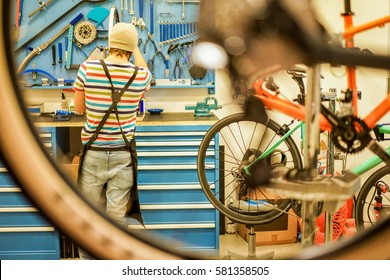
[73,60,151,148]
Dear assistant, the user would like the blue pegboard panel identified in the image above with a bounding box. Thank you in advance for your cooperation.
[12,0,213,89]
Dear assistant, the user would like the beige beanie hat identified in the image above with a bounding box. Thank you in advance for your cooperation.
[109,22,138,52]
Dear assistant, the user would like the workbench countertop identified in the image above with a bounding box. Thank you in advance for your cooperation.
[31,112,219,127]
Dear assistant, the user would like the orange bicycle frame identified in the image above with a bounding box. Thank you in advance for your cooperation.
[251,78,332,131]
[342,3,390,120]
[251,2,389,132]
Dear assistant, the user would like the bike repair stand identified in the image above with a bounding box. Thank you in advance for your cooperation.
[266,65,361,250]
[301,65,323,247]
[322,89,337,245]
[224,225,274,260]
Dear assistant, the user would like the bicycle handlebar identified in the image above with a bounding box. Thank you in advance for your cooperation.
[199,0,390,76]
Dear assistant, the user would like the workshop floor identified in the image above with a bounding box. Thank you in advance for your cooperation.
[216,233,302,260]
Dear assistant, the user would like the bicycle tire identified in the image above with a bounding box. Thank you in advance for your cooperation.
[355,166,390,231]
[197,113,303,225]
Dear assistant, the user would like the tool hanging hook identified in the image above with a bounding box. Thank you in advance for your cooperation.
[29,0,56,18]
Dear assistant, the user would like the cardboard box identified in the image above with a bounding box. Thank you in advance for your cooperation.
[237,209,298,246]
[60,155,80,184]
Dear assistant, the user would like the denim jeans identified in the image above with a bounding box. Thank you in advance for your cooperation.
[78,149,133,260]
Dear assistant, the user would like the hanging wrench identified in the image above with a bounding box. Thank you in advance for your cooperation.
[143,0,157,53]
[129,0,135,15]
[129,0,137,25]
[137,0,146,30]
[120,0,124,20]
[182,0,185,19]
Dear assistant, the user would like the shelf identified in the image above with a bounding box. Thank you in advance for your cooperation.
[23,86,73,90]
[24,85,215,91]
[152,85,214,89]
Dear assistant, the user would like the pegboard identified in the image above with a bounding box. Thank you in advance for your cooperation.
[12,0,213,89]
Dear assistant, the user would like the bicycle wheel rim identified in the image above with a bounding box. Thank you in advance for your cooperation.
[355,166,390,231]
[197,113,303,225]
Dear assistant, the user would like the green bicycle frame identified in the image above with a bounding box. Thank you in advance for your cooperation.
[352,125,389,175]
[243,121,304,175]
[243,123,389,176]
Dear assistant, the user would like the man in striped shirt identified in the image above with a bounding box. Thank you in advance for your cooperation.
[74,22,151,259]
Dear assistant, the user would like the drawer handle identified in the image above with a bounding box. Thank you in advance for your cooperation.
[140,204,214,210]
[138,184,213,190]
[128,223,215,230]
[0,226,55,232]
[136,132,207,136]
[138,141,214,147]
[0,187,22,192]
[138,151,214,157]
[139,164,208,170]
[38,133,52,138]
[0,207,38,212]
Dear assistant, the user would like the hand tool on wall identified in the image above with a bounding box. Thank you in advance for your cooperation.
[32,62,37,80]
[147,49,165,86]
[173,58,182,79]
[51,45,56,66]
[143,0,157,53]
[122,0,129,19]
[73,7,109,47]
[17,13,84,74]
[64,36,69,66]
[74,21,97,46]
[137,0,146,30]
[65,23,76,70]
[129,0,135,15]
[128,0,137,24]
[15,0,24,28]
[120,0,125,20]
[178,43,189,65]
[28,0,56,18]
[182,0,185,19]
[165,43,178,78]
[15,0,108,52]
[58,42,62,63]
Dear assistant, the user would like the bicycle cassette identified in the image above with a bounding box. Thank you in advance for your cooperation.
[74,21,97,45]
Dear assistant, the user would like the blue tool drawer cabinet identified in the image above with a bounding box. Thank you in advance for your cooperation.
[0,127,61,260]
[1,119,220,258]
[133,124,220,256]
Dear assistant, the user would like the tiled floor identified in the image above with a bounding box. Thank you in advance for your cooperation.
[217,233,302,260]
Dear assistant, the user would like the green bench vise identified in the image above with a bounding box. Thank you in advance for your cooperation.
[185,97,222,117]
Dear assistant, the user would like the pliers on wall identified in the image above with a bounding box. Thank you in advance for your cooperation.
[173,58,182,79]
[147,49,165,85]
